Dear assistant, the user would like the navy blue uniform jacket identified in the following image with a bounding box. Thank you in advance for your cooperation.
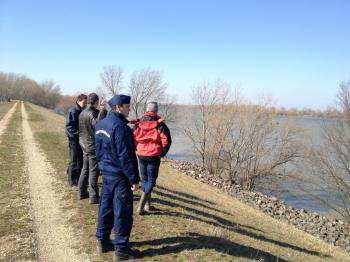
[66,104,83,140]
[95,111,140,185]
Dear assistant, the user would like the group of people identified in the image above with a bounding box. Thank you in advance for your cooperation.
[65,93,171,260]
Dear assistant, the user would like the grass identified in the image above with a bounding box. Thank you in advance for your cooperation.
[24,102,350,261]
[0,101,15,120]
[0,102,36,261]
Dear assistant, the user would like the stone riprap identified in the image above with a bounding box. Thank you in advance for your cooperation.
[166,159,350,252]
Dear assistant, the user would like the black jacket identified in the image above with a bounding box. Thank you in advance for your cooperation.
[79,105,105,154]
[65,104,83,140]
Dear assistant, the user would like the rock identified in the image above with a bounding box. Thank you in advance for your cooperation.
[167,158,350,253]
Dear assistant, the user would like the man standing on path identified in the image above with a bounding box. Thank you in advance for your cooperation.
[65,94,87,187]
[95,94,140,260]
[78,93,106,204]
[134,101,172,215]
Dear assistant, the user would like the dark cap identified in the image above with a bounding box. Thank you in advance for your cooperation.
[108,94,131,108]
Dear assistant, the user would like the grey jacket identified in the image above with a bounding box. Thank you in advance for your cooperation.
[78,106,106,154]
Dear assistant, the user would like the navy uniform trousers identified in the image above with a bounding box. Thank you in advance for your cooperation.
[67,139,83,186]
[96,173,133,250]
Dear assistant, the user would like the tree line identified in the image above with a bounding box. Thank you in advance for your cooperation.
[0,71,61,109]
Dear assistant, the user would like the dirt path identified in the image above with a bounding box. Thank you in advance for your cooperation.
[0,102,17,138]
[21,102,88,262]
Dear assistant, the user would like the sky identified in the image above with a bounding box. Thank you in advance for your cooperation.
[0,0,349,109]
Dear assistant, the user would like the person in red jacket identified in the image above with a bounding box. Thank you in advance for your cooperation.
[133,101,171,215]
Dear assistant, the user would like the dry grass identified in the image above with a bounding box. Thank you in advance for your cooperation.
[24,102,350,261]
[0,103,36,261]
[0,101,15,120]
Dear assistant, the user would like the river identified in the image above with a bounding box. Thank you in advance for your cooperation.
[166,114,342,214]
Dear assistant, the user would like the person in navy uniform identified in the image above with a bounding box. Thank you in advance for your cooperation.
[95,94,140,260]
[65,94,87,186]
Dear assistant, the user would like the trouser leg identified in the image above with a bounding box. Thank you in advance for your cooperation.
[78,152,89,197]
[139,159,148,193]
[89,154,100,200]
[96,175,114,240]
[67,140,82,186]
[114,176,133,250]
[146,159,161,194]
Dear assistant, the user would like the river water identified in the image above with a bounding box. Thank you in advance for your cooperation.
[166,115,340,214]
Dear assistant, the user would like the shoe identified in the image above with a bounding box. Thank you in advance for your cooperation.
[144,193,156,212]
[78,193,89,200]
[98,239,114,253]
[136,192,150,215]
[90,197,99,204]
[115,247,140,260]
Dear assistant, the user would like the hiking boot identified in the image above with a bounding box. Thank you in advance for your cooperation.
[136,192,149,215]
[98,239,115,253]
[144,193,155,212]
[115,247,140,260]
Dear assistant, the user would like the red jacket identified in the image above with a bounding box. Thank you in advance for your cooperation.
[133,112,171,157]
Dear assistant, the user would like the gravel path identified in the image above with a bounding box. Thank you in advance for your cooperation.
[21,102,88,262]
[0,102,17,138]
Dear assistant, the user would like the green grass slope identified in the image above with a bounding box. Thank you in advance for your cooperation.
[0,101,15,120]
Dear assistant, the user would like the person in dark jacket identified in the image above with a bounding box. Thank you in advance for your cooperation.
[65,94,87,186]
[78,93,106,204]
[134,101,172,215]
[95,94,140,259]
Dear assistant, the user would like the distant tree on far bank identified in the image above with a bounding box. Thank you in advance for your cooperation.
[0,71,61,109]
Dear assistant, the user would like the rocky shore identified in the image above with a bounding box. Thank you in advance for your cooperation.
[166,159,350,252]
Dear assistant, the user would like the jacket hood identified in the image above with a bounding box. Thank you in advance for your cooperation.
[141,111,163,121]
[138,121,159,131]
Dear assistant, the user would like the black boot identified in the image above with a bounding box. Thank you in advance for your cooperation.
[78,192,89,200]
[90,196,99,204]
[115,247,140,260]
[98,238,115,253]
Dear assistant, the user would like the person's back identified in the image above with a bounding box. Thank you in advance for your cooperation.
[133,102,172,215]
[95,110,138,178]
[95,95,140,260]
[79,105,100,154]
[134,111,171,159]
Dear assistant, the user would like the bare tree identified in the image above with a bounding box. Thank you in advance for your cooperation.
[158,94,178,123]
[183,80,235,170]
[303,81,350,222]
[100,65,123,96]
[183,80,302,190]
[337,81,350,124]
[128,67,167,118]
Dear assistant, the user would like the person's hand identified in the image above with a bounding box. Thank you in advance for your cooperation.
[99,100,106,110]
[131,183,139,191]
